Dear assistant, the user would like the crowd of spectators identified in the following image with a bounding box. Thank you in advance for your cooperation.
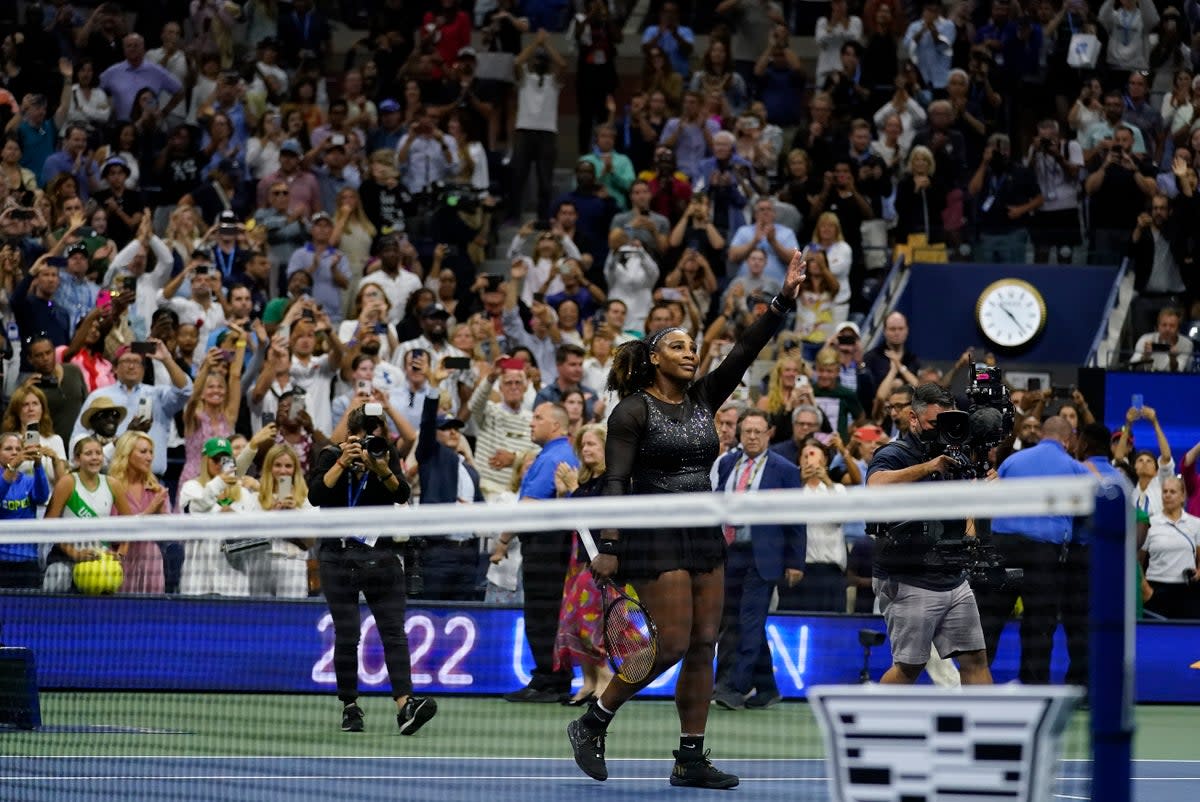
[0,1,1196,623]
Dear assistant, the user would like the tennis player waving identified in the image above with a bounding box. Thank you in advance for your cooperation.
[567,249,808,788]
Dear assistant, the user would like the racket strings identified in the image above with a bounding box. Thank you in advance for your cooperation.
[604,591,657,683]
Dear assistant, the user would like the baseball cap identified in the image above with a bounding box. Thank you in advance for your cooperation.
[202,437,234,459]
[420,302,451,319]
[216,209,240,228]
[379,98,400,113]
[257,37,279,51]
[100,156,129,177]
[216,158,242,175]
[436,415,465,430]
[836,321,861,339]
[310,211,333,225]
[457,46,477,60]
[326,133,346,150]
[280,138,303,156]
[65,241,89,258]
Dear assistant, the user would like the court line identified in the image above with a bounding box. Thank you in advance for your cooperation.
[0,756,826,763]
[1,775,830,782]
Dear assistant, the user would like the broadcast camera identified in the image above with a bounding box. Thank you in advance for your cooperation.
[926,364,1014,480]
[927,536,1023,592]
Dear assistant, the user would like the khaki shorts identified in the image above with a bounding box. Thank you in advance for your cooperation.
[873,578,986,666]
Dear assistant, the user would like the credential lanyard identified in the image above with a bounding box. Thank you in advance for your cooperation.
[347,472,369,509]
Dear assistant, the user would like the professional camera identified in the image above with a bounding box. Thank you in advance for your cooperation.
[925,364,1014,479]
[363,435,389,459]
[927,536,1023,592]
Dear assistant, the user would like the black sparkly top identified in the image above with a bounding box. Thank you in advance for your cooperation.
[603,309,784,497]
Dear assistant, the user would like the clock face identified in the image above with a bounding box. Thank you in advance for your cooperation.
[975,280,1047,348]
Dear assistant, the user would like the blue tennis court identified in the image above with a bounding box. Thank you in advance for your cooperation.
[4,756,1198,801]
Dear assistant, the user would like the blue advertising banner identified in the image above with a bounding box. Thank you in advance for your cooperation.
[1,595,1195,702]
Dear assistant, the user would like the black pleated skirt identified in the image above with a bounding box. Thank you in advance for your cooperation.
[615,524,727,583]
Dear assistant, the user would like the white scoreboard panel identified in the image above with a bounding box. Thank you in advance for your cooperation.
[810,685,1083,802]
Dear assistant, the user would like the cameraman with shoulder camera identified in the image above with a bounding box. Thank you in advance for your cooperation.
[865,383,993,685]
[980,416,1092,683]
[308,404,437,736]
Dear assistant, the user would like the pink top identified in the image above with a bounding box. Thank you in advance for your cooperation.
[179,408,232,489]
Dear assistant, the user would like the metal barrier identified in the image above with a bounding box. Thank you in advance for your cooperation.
[1086,257,1131,368]
[861,251,909,352]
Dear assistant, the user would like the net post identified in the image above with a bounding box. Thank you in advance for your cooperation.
[1088,478,1135,802]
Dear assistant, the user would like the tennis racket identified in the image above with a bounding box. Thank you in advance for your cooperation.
[577,527,659,684]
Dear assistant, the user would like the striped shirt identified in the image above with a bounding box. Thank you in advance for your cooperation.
[468,379,537,499]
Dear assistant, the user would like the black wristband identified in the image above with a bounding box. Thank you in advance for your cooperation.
[768,293,793,316]
[597,538,620,556]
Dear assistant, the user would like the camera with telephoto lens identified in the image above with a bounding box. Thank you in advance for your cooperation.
[363,435,389,459]
[924,364,1014,480]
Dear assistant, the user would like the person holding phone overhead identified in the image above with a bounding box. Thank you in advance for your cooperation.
[566,249,807,789]
[179,330,247,489]
[236,443,315,598]
[69,339,192,481]
[0,432,52,588]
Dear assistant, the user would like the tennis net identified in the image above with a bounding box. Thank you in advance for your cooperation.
[0,476,1132,802]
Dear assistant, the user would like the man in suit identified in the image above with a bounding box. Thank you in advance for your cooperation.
[415,392,484,601]
[712,409,806,710]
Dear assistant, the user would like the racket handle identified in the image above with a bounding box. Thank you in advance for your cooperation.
[577,527,599,561]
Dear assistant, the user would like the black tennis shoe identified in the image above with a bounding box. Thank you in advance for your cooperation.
[341,703,364,733]
[397,696,437,735]
[669,749,739,789]
[566,718,608,781]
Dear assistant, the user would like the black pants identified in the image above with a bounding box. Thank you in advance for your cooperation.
[508,129,557,220]
[420,539,481,602]
[977,536,1062,684]
[520,532,573,692]
[776,563,846,612]
[1060,544,1089,686]
[1146,580,1200,619]
[319,543,412,704]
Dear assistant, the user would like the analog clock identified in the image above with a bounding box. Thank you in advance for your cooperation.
[975,279,1047,349]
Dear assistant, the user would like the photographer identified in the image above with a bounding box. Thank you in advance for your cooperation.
[1025,120,1084,263]
[308,404,437,736]
[981,417,1092,683]
[865,382,993,686]
[968,134,1043,264]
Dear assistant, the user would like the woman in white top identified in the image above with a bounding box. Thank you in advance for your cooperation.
[42,436,132,592]
[337,283,399,365]
[54,58,112,130]
[810,212,853,323]
[1140,477,1200,618]
[447,112,491,193]
[238,443,314,598]
[177,437,253,597]
[245,110,285,181]
[778,441,848,613]
[2,385,69,489]
[1067,78,1104,136]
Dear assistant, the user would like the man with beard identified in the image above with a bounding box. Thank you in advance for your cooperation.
[359,235,422,328]
[392,303,472,416]
[24,336,89,440]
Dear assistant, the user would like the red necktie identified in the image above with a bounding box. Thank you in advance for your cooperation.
[723,457,755,545]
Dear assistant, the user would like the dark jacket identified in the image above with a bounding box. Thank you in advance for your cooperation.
[1128,198,1197,295]
[307,442,410,510]
[416,397,482,506]
[714,450,806,581]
